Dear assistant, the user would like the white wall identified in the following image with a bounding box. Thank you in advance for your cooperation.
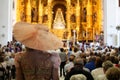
[116,0,120,47]
[0,0,13,46]
[103,0,119,47]
[116,0,120,24]
[12,0,16,25]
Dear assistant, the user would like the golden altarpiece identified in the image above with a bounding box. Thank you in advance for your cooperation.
[16,0,102,42]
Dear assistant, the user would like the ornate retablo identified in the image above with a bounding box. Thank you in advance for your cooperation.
[16,0,103,42]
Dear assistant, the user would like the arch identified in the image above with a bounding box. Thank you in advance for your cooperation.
[52,4,66,21]
[51,0,67,9]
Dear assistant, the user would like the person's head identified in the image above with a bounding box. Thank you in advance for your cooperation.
[60,48,64,52]
[74,57,84,68]
[74,48,78,53]
[109,56,119,64]
[95,56,103,68]
[102,60,113,73]
[106,67,120,80]
[69,54,75,62]
[69,47,72,51]
[4,56,10,61]
[70,74,87,80]
[88,56,96,62]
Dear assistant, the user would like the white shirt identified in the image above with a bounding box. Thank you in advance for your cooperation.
[64,62,74,72]
[91,67,104,80]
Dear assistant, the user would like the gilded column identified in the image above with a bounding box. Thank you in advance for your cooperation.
[16,0,20,21]
[87,0,92,41]
[21,0,26,21]
[66,0,71,40]
[16,0,25,22]
[26,0,31,23]
[97,0,102,32]
[38,0,43,23]
[87,0,92,28]
[47,0,52,29]
[93,27,95,42]
[86,28,88,42]
[76,0,80,41]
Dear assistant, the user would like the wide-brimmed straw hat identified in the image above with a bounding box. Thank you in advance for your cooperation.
[13,22,63,51]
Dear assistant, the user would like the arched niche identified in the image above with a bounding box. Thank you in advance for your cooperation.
[52,4,66,20]
[52,3,67,29]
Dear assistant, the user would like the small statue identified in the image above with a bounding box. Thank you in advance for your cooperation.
[31,8,38,22]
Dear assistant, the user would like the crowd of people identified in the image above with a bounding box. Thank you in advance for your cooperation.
[0,41,24,80]
[58,40,120,80]
[0,22,120,80]
[0,40,120,80]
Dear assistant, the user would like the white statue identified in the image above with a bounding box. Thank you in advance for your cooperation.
[53,8,65,29]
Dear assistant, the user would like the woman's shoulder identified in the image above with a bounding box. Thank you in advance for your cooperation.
[15,52,25,61]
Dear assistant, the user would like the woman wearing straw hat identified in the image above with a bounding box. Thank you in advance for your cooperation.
[13,22,63,80]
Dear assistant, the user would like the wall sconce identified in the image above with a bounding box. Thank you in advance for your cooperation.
[116,25,120,31]
[2,26,5,28]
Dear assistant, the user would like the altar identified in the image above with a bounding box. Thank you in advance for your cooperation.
[16,0,103,41]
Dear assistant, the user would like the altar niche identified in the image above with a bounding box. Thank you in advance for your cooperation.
[53,8,66,29]
[52,4,66,29]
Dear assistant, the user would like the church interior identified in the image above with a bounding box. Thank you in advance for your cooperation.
[0,0,120,80]
[0,0,120,47]
[16,0,103,42]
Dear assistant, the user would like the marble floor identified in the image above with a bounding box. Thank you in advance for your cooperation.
[60,76,64,80]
